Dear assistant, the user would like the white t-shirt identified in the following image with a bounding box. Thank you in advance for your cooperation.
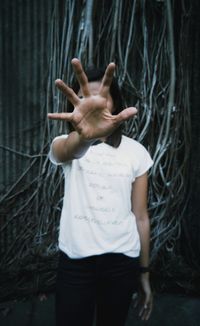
[49,135,153,258]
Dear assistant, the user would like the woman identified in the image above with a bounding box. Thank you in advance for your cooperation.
[48,58,153,326]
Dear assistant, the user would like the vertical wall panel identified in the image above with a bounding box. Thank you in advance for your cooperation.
[0,0,54,282]
[0,1,54,193]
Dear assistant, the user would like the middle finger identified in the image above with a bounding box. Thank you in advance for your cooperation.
[71,58,90,97]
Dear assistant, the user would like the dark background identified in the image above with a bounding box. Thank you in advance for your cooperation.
[0,0,200,304]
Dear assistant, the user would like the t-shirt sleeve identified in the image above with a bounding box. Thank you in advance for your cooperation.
[135,144,153,178]
[48,134,69,166]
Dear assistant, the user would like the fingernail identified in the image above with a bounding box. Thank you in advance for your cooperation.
[55,79,62,84]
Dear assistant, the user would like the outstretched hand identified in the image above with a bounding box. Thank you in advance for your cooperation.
[48,58,137,140]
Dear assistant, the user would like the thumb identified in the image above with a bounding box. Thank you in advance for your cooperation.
[47,112,73,121]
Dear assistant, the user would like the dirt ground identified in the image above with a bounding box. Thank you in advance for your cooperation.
[0,293,199,326]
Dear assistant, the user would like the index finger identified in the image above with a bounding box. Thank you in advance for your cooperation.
[99,62,115,97]
[71,58,90,97]
[55,79,80,106]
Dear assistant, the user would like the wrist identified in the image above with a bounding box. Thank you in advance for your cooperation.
[140,266,150,274]
[78,133,97,145]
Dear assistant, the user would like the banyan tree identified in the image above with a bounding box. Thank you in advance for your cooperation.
[0,0,200,301]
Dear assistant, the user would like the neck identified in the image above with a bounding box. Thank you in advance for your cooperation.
[100,137,107,142]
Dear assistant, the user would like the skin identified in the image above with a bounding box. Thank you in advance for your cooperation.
[132,173,153,320]
[48,58,153,320]
[48,58,137,161]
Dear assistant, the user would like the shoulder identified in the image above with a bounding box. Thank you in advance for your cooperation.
[120,135,153,177]
[120,135,148,153]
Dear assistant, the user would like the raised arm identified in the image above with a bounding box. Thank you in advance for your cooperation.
[48,58,137,162]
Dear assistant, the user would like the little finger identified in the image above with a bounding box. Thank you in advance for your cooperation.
[115,107,138,123]
[71,58,90,97]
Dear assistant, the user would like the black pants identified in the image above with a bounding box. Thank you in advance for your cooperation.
[56,251,140,326]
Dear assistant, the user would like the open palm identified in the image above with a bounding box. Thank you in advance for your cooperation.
[48,58,137,140]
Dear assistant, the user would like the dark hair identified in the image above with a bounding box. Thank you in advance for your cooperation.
[67,66,124,148]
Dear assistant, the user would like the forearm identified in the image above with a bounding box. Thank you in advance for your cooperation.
[52,131,95,162]
[136,216,150,268]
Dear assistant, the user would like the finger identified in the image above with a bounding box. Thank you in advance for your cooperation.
[143,303,149,321]
[55,79,80,106]
[145,306,152,321]
[47,112,73,121]
[141,297,153,321]
[132,293,138,308]
[142,305,152,321]
[139,303,146,318]
[138,295,148,318]
[139,304,149,321]
[115,107,138,123]
[99,62,115,97]
[71,58,90,97]
[145,298,153,320]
